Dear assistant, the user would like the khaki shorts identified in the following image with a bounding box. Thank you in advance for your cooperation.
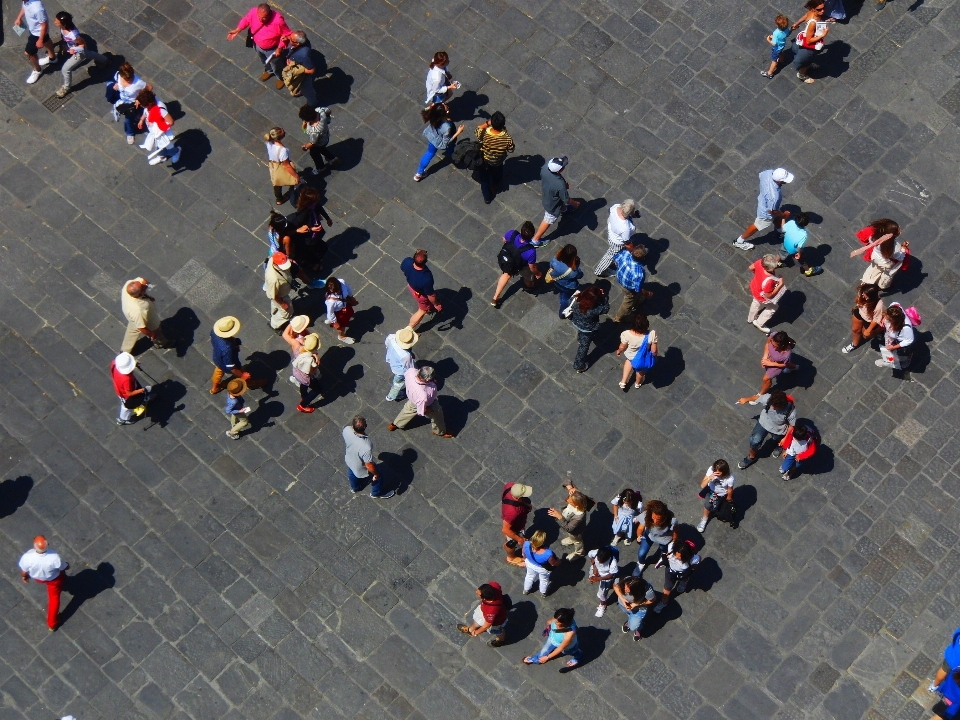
[754,216,773,231]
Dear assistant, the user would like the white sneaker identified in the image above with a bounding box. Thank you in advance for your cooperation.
[289,375,298,386]
[752,321,771,333]
[875,359,894,368]
[338,336,356,345]
[733,239,754,250]
[148,155,165,165]
[38,56,52,67]
[26,70,42,84]
[126,135,135,144]
[594,604,606,618]
[697,518,707,533]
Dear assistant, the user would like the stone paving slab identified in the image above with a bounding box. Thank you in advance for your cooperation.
[0,0,959,717]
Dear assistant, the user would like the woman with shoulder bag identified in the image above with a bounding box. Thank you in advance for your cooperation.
[424,51,459,105]
[791,0,829,83]
[104,62,151,144]
[616,313,657,391]
[324,277,357,345]
[285,187,331,277]
[548,244,583,318]
[264,126,299,205]
[415,102,464,182]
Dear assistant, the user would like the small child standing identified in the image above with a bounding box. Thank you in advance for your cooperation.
[587,545,620,617]
[762,15,790,78]
[611,489,643,546]
[299,105,341,173]
[224,378,252,439]
[778,212,823,276]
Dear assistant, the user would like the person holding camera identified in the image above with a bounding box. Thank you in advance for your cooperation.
[501,482,533,567]
[110,352,152,426]
[104,63,151,145]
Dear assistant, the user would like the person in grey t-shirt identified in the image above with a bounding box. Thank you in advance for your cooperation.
[342,416,394,499]
[738,389,796,469]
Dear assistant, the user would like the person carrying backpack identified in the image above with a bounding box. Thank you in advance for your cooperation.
[491,221,541,309]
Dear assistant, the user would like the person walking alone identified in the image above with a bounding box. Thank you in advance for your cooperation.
[120,277,172,352]
[342,415,394,498]
[732,168,794,250]
[19,536,68,630]
[531,157,580,246]
[595,200,638,277]
[474,112,514,204]
[110,351,152,426]
[523,608,582,672]
[401,250,442,329]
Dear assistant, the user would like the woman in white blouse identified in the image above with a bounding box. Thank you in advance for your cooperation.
[424,51,458,105]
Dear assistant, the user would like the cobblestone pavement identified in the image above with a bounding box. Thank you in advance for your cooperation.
[0,0,959,716]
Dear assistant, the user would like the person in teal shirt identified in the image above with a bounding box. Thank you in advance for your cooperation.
[778,212,822,276]
[762,15,790,78]
[523,607,583,671]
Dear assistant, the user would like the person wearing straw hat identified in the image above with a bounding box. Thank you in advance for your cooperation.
[18,535,69,630]
[109,351,152,426]
[292,333,322,413]
[224,378,253,439]
[210,316,268,394]
[282,314,312,355]
[384,326,418,402]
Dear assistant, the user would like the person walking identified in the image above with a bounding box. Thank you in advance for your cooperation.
[383,326,418,402]
[791,0,829,83]
[104,63,151,144]
[588,545,619,617]
[264,127,299,205]
[401,250,442,329]
[226,3,291,82]
[53,11,107,98]
[224,378,253,439]
[842,283,884,354]
[284,186,332,277]
[531,157,581,246]
[611,488,643,545]
[474,112,514,204]
[425,51,459,104]
[521,530,560,598]
[777,212,821,276]
[653,540,700,613]
[342,415,394,498]
[632,499,678,574]
[861,234,909,291]
[697,459,735,533]
[548,244,583,318]
[929,667,960,720]
[282,315,311,356]
[324,277,357,344]
[19,536,68,630]
[746,254,785,333]
[737,389,797,469]
[732,168,794,250]
[736,331,796,401]
[292,333,322,413]
[299,105,341,174]
[110,351,152,426]
[209,316,267,394]
[136,89,181,166]
[612,243,653,323]
[616,313,657,390]
[761,14,790,78]
[457,582,509,647]
[15,0,56,85]
[414,103,464,181]
[523,608,582,672]
[876,303,915,370]
[547,479,591,559]
[388,365,452,438]
[927,628,960,701]
[283,31,319,100]
[595,200,638,276]
[120,277,171,352]
[570,286,609,373]
[613,576,656,641]
[778,422,819,480]
[264,251,302,332]
[491,221,540,308]
[501,482,533,567]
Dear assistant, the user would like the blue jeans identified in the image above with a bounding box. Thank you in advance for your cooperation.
[632,534,668,575]
[793,45,817,72]
[347,467,384,495]
[780,455,800,474]
[255,44,284,78]
[417,142,454,176]
[530,638,582,664]
[619,599,648,632]
[386,373,406,401]
[749,421,782,451]
[104,84,138,137]
[557,286,577,318]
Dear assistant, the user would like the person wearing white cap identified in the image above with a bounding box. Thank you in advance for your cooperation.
[531,157,581,247]
[384,326,418,402]
[109,352,151,426]
[732,168,794,251]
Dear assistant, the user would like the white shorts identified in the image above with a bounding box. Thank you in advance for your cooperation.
[543,209,562,225]
[754,216,773,231]
[473,605,504,634]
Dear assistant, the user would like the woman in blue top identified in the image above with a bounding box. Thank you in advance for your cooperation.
[521,530,560,597]
[414,103,464,182]
[549,244,583,318]
[523,607,582,671]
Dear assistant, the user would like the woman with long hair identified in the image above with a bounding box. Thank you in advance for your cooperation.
[632,499,678,573]
[842,283,884,354]
[877,304,914,370]
[791,0,829,84]
[424,50,459,105]
[324,277,357,345]
[523,607,582,671]
[104,62,151,144]
[569,285,609,372]
[737,331,796,403]
[54,11,107,98]
[547,479,592,559]
[549,244,583,318]
[264,126,299,205]
[415,102,464,181]
[286,186,331,275]
[862,232,908,290]
[697,459,734,533]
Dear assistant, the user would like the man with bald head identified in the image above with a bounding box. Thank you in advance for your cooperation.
[120,276,172,352]
[19,535,69,630]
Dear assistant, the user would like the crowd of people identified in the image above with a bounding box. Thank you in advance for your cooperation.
[9,0,938,702]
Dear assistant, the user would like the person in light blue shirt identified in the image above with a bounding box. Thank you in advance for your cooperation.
[762,15,790,78]
[777,212,822,276]
[733,167,794,250]
[383,326,418,402]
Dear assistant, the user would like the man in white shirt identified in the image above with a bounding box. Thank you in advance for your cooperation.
[595,200,638,276]
[18,535,69,630]
[384,326,418,401]
[15,0,56,85]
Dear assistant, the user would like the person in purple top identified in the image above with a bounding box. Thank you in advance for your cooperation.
[491,221,541,308]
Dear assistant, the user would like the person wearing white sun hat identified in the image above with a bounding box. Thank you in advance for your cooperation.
[384,326,418,402]
[733,167,794,251]
[110,352,151,426]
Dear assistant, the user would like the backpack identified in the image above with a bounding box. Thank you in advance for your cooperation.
[630,334,656,371]
[452,139,483,170]
[497,231,532,275]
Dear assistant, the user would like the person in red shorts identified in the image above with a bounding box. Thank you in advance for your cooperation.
[19,536,69,630]
[400,250,442,329]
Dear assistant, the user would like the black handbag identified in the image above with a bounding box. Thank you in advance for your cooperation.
[245,29,254,48]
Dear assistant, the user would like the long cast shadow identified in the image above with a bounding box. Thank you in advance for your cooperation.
[376,448,418,495]
[0,476,32,518]
[59,562,116,626]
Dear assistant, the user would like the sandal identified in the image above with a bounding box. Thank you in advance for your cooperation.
[634,382,642,389]
[490,298,501,308]
[797,73,814,84]
[619,382,627,391]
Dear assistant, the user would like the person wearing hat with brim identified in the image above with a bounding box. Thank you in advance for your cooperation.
[264,251,308,332]
[210,316,268,394]
[224,377,253,439]
[282,314,312,356]
[18,535,69,631]
[531,156,581,247]
[292,333,322,412]
[501,481,534,567]
[733,167,795,251]
[110,351,152,426]
[384,326,419,401]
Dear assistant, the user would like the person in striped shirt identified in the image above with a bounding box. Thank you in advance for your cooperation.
[474,111,514,204]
